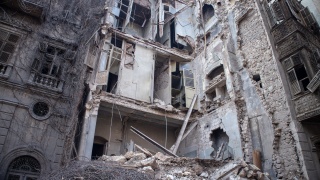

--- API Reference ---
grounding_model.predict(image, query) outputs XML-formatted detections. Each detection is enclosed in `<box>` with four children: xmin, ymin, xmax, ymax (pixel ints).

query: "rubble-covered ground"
<box><xmin>43</xmin><ymin>151</ymin><xmax>271</xmax><ymax>180</ymax></box>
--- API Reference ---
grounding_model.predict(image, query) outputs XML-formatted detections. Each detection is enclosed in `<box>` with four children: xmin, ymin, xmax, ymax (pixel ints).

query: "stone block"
<box><xmin>1</xmin><ymin>104</ymin><xmax>15</xmax><ymax>114</ymax></box>
<box><xmin>305</xmin><ymin>160</ymin><xmax>316</xmax><ymax>171</ymax></box>
<box><xmin>100</xmin><ymin>155</ymin><xmax>127</xmax><ymax>164</ymax></box>
<box><xmin>0</xmin><ymin>135</ymin><xmax>6</xmax><ymax>144</ymax></box>
<box><xmin>0</xmin><ymin>120</ymin><xmax>10</xmax><ymax>128</ymax></box>
<box><xmin>0</xmin><ymin>128</ymin><xmax>8</xmax><ymax>136</ymax></box>
<box><xmin>54</xmin><ymin>154</ymin><xmax>62</xmax><ymax>163</ymax></box>
<box><xmin>0</xmin><ymin>113</ymin><xmax>13</xmax><ymax>121</ymax></box>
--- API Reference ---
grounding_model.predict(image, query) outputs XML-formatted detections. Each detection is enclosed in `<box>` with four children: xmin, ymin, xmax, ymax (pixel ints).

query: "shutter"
<box><xmin>291</xmin><ymin>53</ymin><xmax>301</xmax><ymax>66</ymax></box>
<box><xmin>7</xmin><ymin>34</ymin><xmax>19</xmax><ymax>43</ymax></box>
<box><xmin>283</xmin><ymin>53</ymin><xmax>301</xmax><ymax>70</ymax></box>
<box><xmin>288</xmin><ymin>69</ymin><xmax>302</xmax><ymax>95</ymax></box>
<box><xmin>300</xmin><ymin>7</ymin><xmax>318</xmax><ymax>28</ymax></box>
<box><xmin>307</xmin><ymin>70</ymin><xmax>320</xmax><ymax>92</ymax></box>
<box><xmin>283</xmin><ymin>58</ymin><xmax>293</xmax><ymax>70</ymax></box>
<box><xmin>271</xmin><ymin>2</ymin><xmax>285</xmax><ymax>21</ymax></box>
<box><xmin>263</xmin><ymin>0</ymin><xmax>276</xmax><ymax>27</ymax></box>
<box><xmin>286</xmin><ymin>0</ymin><xmax>302</xmax><ymax>22</ymax></box>
<box><xmin>183</xmin><ymin>68</ymin><xmax>194</xmax><ymax>87</ymax></box>
<box><xmin>313</xmin><ymin>49</ymin><xmax>320</xmax><ymax>64</ymax></box>
<box><xmin>0</xmin><ymin>30</ymin><xmax>8</xmax><ymax>40</ymax></box>
<box><xmin>0</xmin><ymin>52</ymin><xmax>10</xmax><ymax>62</ymax></box>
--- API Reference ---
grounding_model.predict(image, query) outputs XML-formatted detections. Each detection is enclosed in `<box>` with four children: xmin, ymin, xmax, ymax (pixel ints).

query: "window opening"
<box><xmin>283</xmin><ymin>52</ymin><xmax>310</xmax><ymax>95</ymax></box>
<box><xmin>0</xmin><ymin>29</ymin><xmax>20</xmax><ymax>63</ymax></box>
<box><xmin>207</xmin><ymin>65</ymin><xmax>224</xmax><ymax>80</ymax></box>
<box><xmin>6</xmin><ymin>156</ymin><xmax>41</xmax><ymax>180</ymax></box>
<box><xmin>33</xmin><ymin>102</ymin><xmax>49</xmax><ymax>117</ymax></box>
<box><xmin>202</xmin><ymin>4</ymin><xmax>214</xmax><ymax>23</ymax></box>
<box><xmin>130</xmin><ymin>3</ymin><xmax>151</xmax><ymax>27</ymax></box>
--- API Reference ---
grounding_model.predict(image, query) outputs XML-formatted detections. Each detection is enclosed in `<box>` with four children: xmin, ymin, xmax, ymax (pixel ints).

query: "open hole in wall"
<box><xmin>103</xmin><ymin>35</ymin><xmax>124</xmax><ymax>93</ymax></box>
<box><xmin>91</xmin><ymin>136</ymin><xmax>108</xmax><ymax>160</ymax></box>
<box><xmin>202</xmin><ymin>4</ymin><xmax>214</xmax><ymax>23</ymax></box>
<box><xmin>253</xmin><ymin>74</ymin><xmax>262</xmax><ymax>88</ymax></box>
<box><xmin>154</xmin><ymin>56</ymin><xmax>170</xmax><ymax>104</ymax></box>
<box><xmin>130</xmin><ymin>3</ymin><xmax>151</xmax><ymax>27</ymax></box>
<box><xmin>210</xmin><ymin>128</ymin><xmax>230</xmax><ymax>159</ymax></box>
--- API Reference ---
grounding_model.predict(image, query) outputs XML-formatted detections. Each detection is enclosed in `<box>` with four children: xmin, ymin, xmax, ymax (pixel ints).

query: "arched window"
<box><xmin>6</xmin><ymin>156</ymin><xmax>41</xmax><ymax>180</ymax></box>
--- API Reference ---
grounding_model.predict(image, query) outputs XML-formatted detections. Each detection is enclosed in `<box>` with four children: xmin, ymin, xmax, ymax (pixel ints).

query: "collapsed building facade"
<box><xmin>0</xmin><ymin>0</ymin><xmax>320</xmax><ymax>179</ymax></box>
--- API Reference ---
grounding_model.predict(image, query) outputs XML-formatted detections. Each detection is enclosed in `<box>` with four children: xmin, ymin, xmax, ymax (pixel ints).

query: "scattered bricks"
<box><xmin>247</xmin><ymin>170</ymin><xmax>254</xmax><ymax>178</ymax></box>
<box><xmin>140</xmin><ymin>157</ymin><xmax>158</xmax><ymax>169</ymax></box>
<box><xmin>238</xmin><ymin>168</ymin><xmax>247</xmax><ymax>178</ymax></box>
<box><xmin>182</xmin><ymin>171</ymin><xmax>192</xmax><ymax>176</ymax></box>
<box><xmin>191</xmin><ymin>164</ymin><xmax>203</xmax><ymax>175</ymax></box>
<box><xmin>248</xmin><ymin>164</ymin><xmax>260</xmax><ymax>171</ymax></box>
<box><xmin>130</xmin><ymin>152</ymin><xmax>147</xmax><ymax>161</ymax></box>
<box><xmin>99</xmin><ymin>155</ymin><xmax>127</xmax><ymax>164</ymax></box>
<box><xmin>124</xmin><ymin>151</ymin><xmax>135</xmax><ymax>159</ymax></box>
<box><xmin>200</xmin><ymin>171</ymin><xmax>209</xmax><ymax>178</ymax></box>
<box><xmin>154</xmin><ymin>152</ymin><xmax>172</xmax><ymax>161</ymax></box>
<box><xmin>141</xmin><ymin>166</ymin><xmax>154</xmax><ymax>173</ymax></box>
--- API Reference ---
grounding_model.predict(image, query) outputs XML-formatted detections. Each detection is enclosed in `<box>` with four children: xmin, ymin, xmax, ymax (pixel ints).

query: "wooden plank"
<box><xmin>172</xmin><ymin>94</ymin><xmax>197</xmax><ymax>154</ymax></box>
<box><xmin>130</xmin><ymin>126</ymin><xmax>178</xmax><ymax>157</ymax></box>
<box><xmin>253</xmin><ymin>150</ymin><xmax>262</xmax><ymax>169</ymax></box>
<box><xmin>181</xmin><ymin>121</ymin><xmax>198</xmax><ymax>141</ymax></box>
<box><xmin>135</xmin><ymin>144</ymin><xmax>153</xmax><ymax>157</ymax></box>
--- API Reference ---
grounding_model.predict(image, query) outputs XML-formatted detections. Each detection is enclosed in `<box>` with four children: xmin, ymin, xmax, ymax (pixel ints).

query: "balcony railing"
<box><xmin>0</xmin><ymin>63</ymin><xmax>13</xmax><ymax>79</ymax></box>
<box><xmin>28</xmin><ymin>71</ymin><xmax>64</xmax><ymax>92</ymax></box>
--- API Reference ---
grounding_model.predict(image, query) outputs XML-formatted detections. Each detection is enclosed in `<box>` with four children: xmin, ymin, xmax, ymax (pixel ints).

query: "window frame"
<box><xmin>283</xmin><ymin>52</ymin><xmax>311</xmax><ymax>96</ymax></box>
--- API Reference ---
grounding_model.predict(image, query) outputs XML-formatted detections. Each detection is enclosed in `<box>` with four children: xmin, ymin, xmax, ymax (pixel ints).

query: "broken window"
<box><xmin>103</xmin><ymin>36</ymin><xmax>125</xmax><ymax>93</ymax></box>
<box><xmin>283</xmin><ymin>52</ymin><xmax>310</xmax><ymax>95</ymax></box>
<box><xmin>33</xmin><ymin>43</ymin><xmax>65</xmax><ymax>77</ymax></box>
<box><xmin>171</xmin><ymin>62</ymin><xmax>196</xmax><ymax>109</ymax></box>
<box><xmin>130</xmin><ymin>2</ymin><xmax>151</xmax><ymax>27</ymax></box>
<box><xmin>0</xmin><ymin>29</ymin><xmax>20</xmax><ymax>63</ymax></box>
<box><xmin>29</xmin><ymin>42</ymin><xmax>75</xmax><ymax>91</ymax></box>
<box><xmin>202</xmin><ymin>4</ymin><xmax>214</xmax><ymax>23</ymax></box>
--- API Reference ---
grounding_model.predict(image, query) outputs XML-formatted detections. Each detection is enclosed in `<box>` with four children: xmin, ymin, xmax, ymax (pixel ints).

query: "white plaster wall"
<box><xmin>118</xmin><ymin>44</ymin><xmax>154</xmax><ymax>102</ymax></box>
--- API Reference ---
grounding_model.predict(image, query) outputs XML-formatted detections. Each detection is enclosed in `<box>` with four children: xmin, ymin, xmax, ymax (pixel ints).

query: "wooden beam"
<box><xmin>172</xmin><ymin>94</ymin><xmax>197</xmax><ymax>154</ymax></box>
<box><xmin>130</xmin><ymin>126</ymin><xmax>178</xmax><ymax>157</ymax></box>
<box><xmin>181</xmin><ymin>121</ymin><xmax>198</xmax><ymax>141</ymax></box>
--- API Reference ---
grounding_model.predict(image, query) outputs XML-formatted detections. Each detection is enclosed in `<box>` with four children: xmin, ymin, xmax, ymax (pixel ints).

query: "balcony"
<box><xmin>0</xmin><ymin>63</ymin><xmax>13</xmax><ymax>79</ymax></box>
<box><xmin>28</xmin><ymin>72</ymin><xmax>64</xmax><ymax>92</ymax></box>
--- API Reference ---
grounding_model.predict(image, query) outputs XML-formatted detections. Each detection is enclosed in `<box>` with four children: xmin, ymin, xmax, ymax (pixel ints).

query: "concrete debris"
<box><xmin>97</xmin><ymin>152</ymin><xmax>270</xmax><ymax>180</ymax></box>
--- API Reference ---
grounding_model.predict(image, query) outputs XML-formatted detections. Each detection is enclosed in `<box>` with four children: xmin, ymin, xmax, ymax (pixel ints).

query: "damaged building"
<box><xmin>0</xmin><ymin>0</ymin><xmax>320</xmax><ymax>179</ymax></box>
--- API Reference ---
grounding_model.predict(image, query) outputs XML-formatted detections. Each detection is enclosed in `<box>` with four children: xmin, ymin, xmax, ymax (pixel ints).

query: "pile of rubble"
<box><xmin>44</xmin><ymin>150</ymin><xmax>271</xmax><ymax>180</ymax></box>
<box><xmin>98</xmin><ymin>151</ymin><xmax>271</xmax><ymax>180</ymax></box>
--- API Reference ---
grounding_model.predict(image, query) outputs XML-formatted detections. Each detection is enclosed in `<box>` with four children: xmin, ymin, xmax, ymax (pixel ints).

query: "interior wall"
<box><xmin>95</xmin><ymin>112</ymin><xmax>123</xmax><ymax>156</ymax></box>
<box><xmin>154</xmin><ymin>58</ymin><xmax>171</xmax><ymax>104</ymax></box>
<box><xmin>118</xmin><ymin>44</ymin><xmax>154</xmax><ymax>102</ymax></box>
<box><xmin>95</xmin><ymin>110</ymin><xmax>177</xmax><ymax>155</ymax></box>
<box><xmin>126</xmin><ymin>120</ymin><xmax>176</xmax><ymax>154</ymax></box>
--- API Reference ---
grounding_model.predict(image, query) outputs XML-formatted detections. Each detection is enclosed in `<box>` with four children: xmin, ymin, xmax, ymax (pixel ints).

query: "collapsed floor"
<box><xmin>45</xmin><ymin>151</ymin><xmax>271</xmax><ymax>180</ymax></box>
